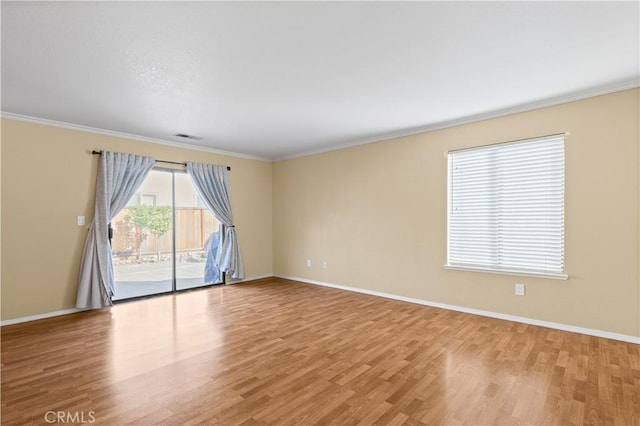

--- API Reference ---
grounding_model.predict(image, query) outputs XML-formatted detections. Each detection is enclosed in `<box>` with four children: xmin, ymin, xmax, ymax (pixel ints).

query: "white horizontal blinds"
<box><xmin>448</xmin><ymin>135</ymin><xmax>565</xmax><ymax>276</ymax></box>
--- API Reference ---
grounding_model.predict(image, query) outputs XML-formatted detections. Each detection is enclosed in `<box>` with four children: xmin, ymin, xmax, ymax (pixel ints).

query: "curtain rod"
<box><xmin>91</xmin><ymin>150</ymin><xmax>231</xmax><ymax>171</ymax></box>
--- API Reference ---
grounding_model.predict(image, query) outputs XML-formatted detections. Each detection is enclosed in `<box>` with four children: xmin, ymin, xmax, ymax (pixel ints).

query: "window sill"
<box><xmin>444</xmin><ymin>264</ymin><xmax>568</xmax><ymax>280</ymax></box>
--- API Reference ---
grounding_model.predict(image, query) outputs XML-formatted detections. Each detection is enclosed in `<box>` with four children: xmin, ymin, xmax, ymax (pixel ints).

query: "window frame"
<box><xmin>445</xmin><ymin>134</ymin><xmax>568</xmax><ymax>280</ymax></box>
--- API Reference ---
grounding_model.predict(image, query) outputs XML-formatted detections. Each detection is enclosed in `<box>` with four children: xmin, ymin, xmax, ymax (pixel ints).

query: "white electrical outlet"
<box><xmin>306</xmin><ymin>259</ymin><xmax>312</xmax><ymax>267</ymax></box>
<box><xmin>515</xmin><ymin>283</ymin><xmax>525</xmax><ymax>296</ymax></box>
<box><xmin>322</xmin><ymin>261</ymin><xmax>328</xmax><ymax>269</ymax></box>
<box><xmin>77</xmin><ymin>216</ymin><xmax>85</xmax><ymax>226</ymax></box>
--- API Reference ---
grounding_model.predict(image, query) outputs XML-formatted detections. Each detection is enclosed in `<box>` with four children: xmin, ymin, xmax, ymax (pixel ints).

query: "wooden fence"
<box><xmin>111</xmin><ymin>207</ymin><xmax>219</xmax><ymax>258</ymax></box>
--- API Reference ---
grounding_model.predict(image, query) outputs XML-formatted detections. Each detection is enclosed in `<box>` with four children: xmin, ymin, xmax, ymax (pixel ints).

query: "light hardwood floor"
<box><xmin>2</xmin><ymin>278</ymin><xmax>639</xmax><ymax>425</ymax></box>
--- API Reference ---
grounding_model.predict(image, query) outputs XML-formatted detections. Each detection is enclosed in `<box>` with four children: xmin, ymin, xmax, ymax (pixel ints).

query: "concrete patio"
<box><xmin>113</xmin><ymin>261</ymin><xmax>222</xmax><ymax>300</ymax></box>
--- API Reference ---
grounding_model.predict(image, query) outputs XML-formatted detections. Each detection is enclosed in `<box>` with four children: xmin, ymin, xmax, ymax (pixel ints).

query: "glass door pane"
<box><xmin>112</xmin><ymin>170</ymin><xmax>174</xmax><ymax>300</ymax></box>
<box><xmin>175</xmin><ymin>173</ymin><xmax>222</xmax><ymax>290</ymax></box>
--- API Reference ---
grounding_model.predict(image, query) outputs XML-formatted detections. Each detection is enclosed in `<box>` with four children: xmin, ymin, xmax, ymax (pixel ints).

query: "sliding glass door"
<box><xmin>111</xmin><ymin>169</ymin><xmax>222</xmax><ymax>301</ymax></box>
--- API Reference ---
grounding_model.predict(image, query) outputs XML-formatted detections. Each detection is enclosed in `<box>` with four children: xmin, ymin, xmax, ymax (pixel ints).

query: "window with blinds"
<box><xmin>446</xmin><ymin>134</ymin><xmax>566</xmax><ymax>279</ymax></box>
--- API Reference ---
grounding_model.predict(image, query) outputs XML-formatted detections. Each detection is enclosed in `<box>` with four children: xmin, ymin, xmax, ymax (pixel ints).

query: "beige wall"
<box><xmin>273</xmin><ymin>88</ymin><xmax>640</xmax><ymax>337</ymax></box>
<box><xmin>1</xmin><ymin>119</ymin><xmax>273</xmax><ymax>320</ymax></box>
<box><xmin>2</xmin><ymin>89</ymin><xmax>639</xmax><ymax>337</ymax></box>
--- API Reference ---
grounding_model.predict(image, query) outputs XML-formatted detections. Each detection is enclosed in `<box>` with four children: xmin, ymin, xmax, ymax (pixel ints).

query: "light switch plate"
<box><xmin>77</xmin><ymin>216</ymin><xmax>85</xmax><ymax>226</ymax></box>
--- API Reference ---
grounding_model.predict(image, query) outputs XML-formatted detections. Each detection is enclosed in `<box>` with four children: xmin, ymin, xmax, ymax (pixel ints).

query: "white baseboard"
<box><xmin>0</xmin><ymin>274</ymin><xmax>274</xmax><ymax>326</ymax></box>
<box><xmin>276</xmin><ymin>275</ymin><xmax>640</xmax><ymax>345</ymax></box>
<box><xmin>5</xmin><ymin>275</ymin><xmax>639</xmax><ymax>345</ymax></box>
<box><xmin>1</xmin><ymin>307</ymin><xmax>90</xmax><ymax>326</ymax></box>
<box><xmin>227</xmin><ymin>274</ymin><xmax>273</xmax><ymax>284</ymax></box>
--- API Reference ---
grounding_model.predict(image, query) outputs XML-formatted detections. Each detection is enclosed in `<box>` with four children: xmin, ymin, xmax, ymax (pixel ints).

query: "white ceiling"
<box><xmin>2</xmin><ymin>1</ymin><xmax>639</xmax><ymax>161</ymax></box>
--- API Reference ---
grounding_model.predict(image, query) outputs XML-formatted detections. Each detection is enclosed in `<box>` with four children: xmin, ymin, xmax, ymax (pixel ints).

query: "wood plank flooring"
<box><xmin>2</xmin><ymin>278</ymin><xmax>639</xmax><ymax>425</ymax></box>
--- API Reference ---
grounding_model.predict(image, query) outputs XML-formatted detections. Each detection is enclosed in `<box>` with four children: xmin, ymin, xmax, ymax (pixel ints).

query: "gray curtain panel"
<box><xmin>76</xmin><ymin>152</ymin><xmax>155</xmax><ymax>308</ymax></box>
<box><xmin>186</xmin><ymin>162</ymin><xmax>245</xmax><ymax>279</ymax></box>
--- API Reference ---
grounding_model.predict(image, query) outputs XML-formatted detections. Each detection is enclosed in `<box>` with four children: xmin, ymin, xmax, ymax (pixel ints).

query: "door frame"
<box><xmin>112</xmin><ymin>167</ymin><xmax>225</xmax><ymax>303</ymax></box>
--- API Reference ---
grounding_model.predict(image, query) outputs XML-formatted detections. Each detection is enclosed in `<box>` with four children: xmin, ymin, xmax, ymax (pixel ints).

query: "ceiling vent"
<box><xmin>174</xmin><ymin>133</ymin><xmax>202</xmax><ymax>140</ymax></box>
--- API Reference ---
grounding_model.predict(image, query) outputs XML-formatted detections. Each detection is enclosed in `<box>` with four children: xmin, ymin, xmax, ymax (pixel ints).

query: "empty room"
<box><xmin>1</xmin><ymin>1</ymin><xmax>639</xmax><ymax>425</ymax></box>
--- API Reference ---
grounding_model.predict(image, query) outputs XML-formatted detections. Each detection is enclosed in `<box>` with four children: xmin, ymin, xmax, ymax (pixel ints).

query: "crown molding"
<box><xmin>3</xmin><ymin>79</ymin><xmax>638</xmax><ymax>163</ymax></box>
<box><xmin>0</xmin><ymin>112</ymin><xmax>272</xmax><ymax>163</ymax></box>
<box><xmin>274</xmin><ymin>78</ymin><xmax>640</xmax><ymax>162</ymax></box>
